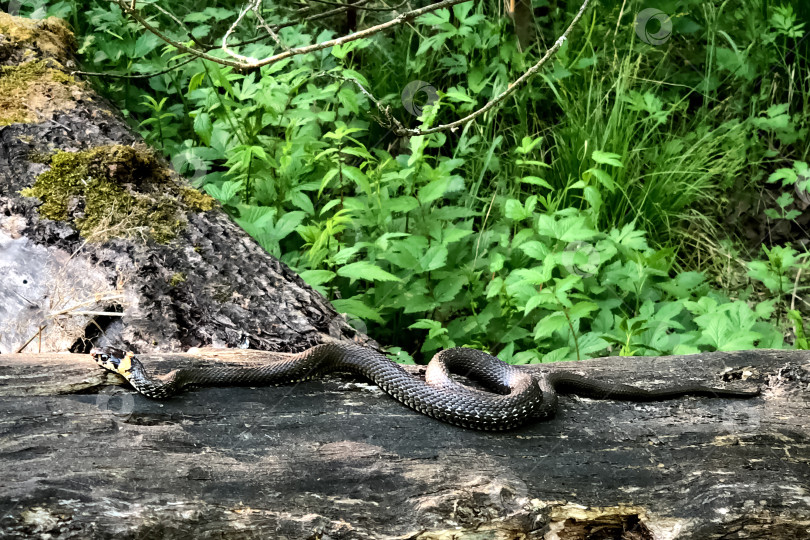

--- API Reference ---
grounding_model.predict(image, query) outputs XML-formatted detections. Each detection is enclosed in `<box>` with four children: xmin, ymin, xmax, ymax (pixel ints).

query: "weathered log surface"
<box><xmin>0</xmin><ymin>13</ymin><xmax>366</xmax><ymax>355</ymax></box>
<box><xmin>1</xmin><ymin>348</ymin><xmax>808</xmax><ymax>539</ymax></box>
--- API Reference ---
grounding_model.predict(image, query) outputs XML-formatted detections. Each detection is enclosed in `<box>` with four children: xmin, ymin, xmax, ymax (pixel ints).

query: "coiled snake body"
<box><xmin>91</xmin><ymin>343</ymin><xmax>760</xmax><ymax>430</ymax></box>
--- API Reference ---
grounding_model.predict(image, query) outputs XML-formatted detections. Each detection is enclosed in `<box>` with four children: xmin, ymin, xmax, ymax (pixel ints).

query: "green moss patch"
<box><xmin>0</xmin><ymin>13</ymin><xmax>74</xmax><ymax>54</ymax></box>
<box><xmin>21</xmin><ymin>145</ymin><xmax>217</xmax><ymax>243</ymax></box>
<box><xmin>0</xmin><ymin>59</ymin><xmax>80</xmax><ymax>126</ymax></box>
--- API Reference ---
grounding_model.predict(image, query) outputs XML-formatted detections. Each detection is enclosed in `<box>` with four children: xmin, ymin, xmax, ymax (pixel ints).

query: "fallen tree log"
<box><xmin>0</xmin><ymin>13</ymin><xmax>366</xmax><ymax>355</ymax></box>
<box><xmin>1</xmin><ymin>348</ymin><xmax>808</xmax><ymax>539</ymax></box>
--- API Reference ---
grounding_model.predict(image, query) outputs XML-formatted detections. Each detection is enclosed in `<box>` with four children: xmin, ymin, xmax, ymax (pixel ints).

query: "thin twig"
<box><xmin>115</xmin><ymin>0</ymin><xmax>472</xmax><ymax>69</ymax></box>
<box><xmin>396</xmin><ymin>0</ymin><xmax>591</xmax><ymax>136</ymax></box>
<box><xmin>15</xmin><ymin>325</ymin><xmax>46</xmax><ymax>353</ymax></box>
<box><xmin>71</xmin><ymin>55</ymin><xmax>197</xmax><ymax>79</ymax></box>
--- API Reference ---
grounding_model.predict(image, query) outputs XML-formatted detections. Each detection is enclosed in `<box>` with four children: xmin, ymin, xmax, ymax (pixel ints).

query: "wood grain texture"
<box><xmin>1</xmin><ymin>349</ymin><xmax>808</xmax><ymax>539</ymax></box>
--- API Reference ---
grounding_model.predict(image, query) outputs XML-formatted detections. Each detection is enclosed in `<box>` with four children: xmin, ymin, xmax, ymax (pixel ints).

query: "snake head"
<box><xmin>90</xmin><ymin>347</ymin><xmax>135</xmax><ymax>378</ymax></box>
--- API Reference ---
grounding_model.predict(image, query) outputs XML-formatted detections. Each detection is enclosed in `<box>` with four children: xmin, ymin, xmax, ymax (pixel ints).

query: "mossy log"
<box><xmin>0</xmin><ymin>13</ymin><xmax>366</xmax><ymax>354</ymax></box>
<box><xmin>0</xmin><ymin>348</ymin><xmax>809</xmax><ymax>539</ymax></box>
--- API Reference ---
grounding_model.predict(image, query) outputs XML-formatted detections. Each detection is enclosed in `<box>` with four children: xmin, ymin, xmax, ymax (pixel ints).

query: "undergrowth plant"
<box><xmin>15</xmin><ymin>0</ymin><xmax>810</xmax><ymax>359</ymax></box>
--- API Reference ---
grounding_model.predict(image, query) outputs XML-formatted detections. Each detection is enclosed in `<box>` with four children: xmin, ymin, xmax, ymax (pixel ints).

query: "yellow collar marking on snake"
<box><xmin>117</xmin><ymin>351</ymin><xmax>134</xmax><ymax>378</ymax></box>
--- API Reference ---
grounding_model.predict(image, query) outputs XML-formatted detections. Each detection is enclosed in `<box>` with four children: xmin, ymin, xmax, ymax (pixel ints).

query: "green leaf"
<box><xmin>420</xmin><ymin>244</ymin><xmax>448</xmax><ymax>272</ymax></box>
<box><xmin>583</xmin><ymin>167</ymin><xmax>615</xmax><ymax>191</ymax></box>
<box><xmin>767</xmin><ymin>167</ymin><xmax>798</xmax><ymax>185</ymax></box>
<box><xmin>518</xmin><ymin>240</ymin><xmax>549</xmax><ymax>260</ymax></box>
<box><xmin>520</xmin><ymin>176</ymin><xmax>552</xmax><ymax>189</ymax></box>
<box><xmin>591</xmin><ymin>150</ymin><xmax>624</xmax><ymax>167</ymax></box>
<box><xmin>342</xmin><ymin>166</ymin><xmax>371</xmax><ymax>196</ymax></box>
<box><xmin>133</xmin><ymin>33</ymin><xmax>160</xmax><ymax>58</ymax></box>
<box><xmin>338</xmin><ymin>262</ymin><xmax>401</xmax><ymax>283</ymax></box>
<box><xmin>504</xmin><ymin>199</ymin><xmax>529</xmax><ymax>221</ymax></box>
<box><xmin>533</xmin><ymin>312</ymin><xmax>568</xmax><ymax>340</ymax></box>
<box><xmin>434</xmin><ymin>275</ymin><xmax>466</xmax><ymax>302</ymax></box>
<box><xmin>568</xmin><ymin>301</ymin><xmax>598</xmax><ymax>319</ymax></box>
<box><xmin>299</xmin><ymin>269</ymin><xmax>336</xmax><ymax>287</ymax></box>
<box><xmin>442</xmin><ymin>228</ymin><xmax>473</xmax><ymax>245</ymax></box>
<box><xmin>386</xmin><ymin>196</ymin><xmax>419</xmax><ymax>213</ymax></box>
<box><xmin>418</xmin><ymin>177</ymin><xmax>451</xmax><ymax>204</ymax></box>
<box><xmin>332</xmin><ymin>298</ymin><xmax>384</xmax><ymax>324</ymax></box>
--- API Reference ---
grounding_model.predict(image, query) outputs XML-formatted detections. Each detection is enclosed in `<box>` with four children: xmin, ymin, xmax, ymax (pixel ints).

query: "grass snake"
<box><xmin>90</xmin><ymin>343</ymin><xmax>760</xmax><ymax>430</ymax></box>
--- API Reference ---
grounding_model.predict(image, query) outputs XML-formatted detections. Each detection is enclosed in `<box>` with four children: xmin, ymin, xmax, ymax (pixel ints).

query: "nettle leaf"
<box><xmin>403</xmin><ymin>294</ymin><xmax>440</xmax><ymax>314</ymax></box>
<box><xmin>504</xmin><ymin>199</ymin><xmax>530</xmax><ymax>221</ymax></box>
<box><xmin>536</xmin><ymin>215</ymin><xmax>598</xmax><ymax>242</ymax></box>
<box><xmin>338</xmin><ymin>261</ymin><xmax>401</xmax><ymax>283</ymax></box>
<box><xmin>192</xmin><ymin>112</ymin><xmax>213</xmax><ymax>145</ymax></box>
<box><xmin>583</xmin><ymin>167</ymin><xmax>615</xmax><ymax>192</ymax></box>
<box><xmin>298</xmin><ymin>269</ymin><xmax>335</xmax><ymax>296</ymax></box>
<box><xmin>385</xmin><ymin>196</ymin><xmax>420</xmax><ymax>213</ymax></box>
<box><xmin>533</xmin><ymin>312</ymin><xmax>569</xmax><ymax>340</ymax></box>
<box><xmin>486</xmin><ymin>276</ymin><xmax>504</xmax><ymax>299</ymax></box>
<box><xmin>608</xmin><ymin>222</ymin><xmax>648</xmax><ymax>250</ymax></box>
<box><xmin>299</xmin><ymin>269</ymin><xmax>336</xmax><ymax>287</ymax></box>
<box><xmin>288</xmin><ymin>190</ymin><xmax>314</xmax><ymax>214</ymax></box>
<box><xmin>420</xmin><ymin>244</ymin><xmax>448</xmax><ymax>272</ymax></box>
<box><xmin>591</xmin><ymin>150</ymin><xmax>624</xmax><ymax>167</ymax></box>
<box><xmin>417</xmin><ymin>8</ymin><xmax>451</xmax><ymax>26</ymax></box>
<box><xmin>518</xmin><ymin>240</ymin><xmax>550</xmax><ymax>260</ymax></box>
<box><xmin>418</xmin><ymin>176</ymin><xmax>451</xmax><ymax>204</ymax></box>
<box><xmin>434</xmin><ymin>275</ymin><xmax>467</xmax><ymax>302</ymax></box>
<box><xmin>660</xmin><ymin>271</ymin><xmax>706</xmax><ymax>298</ymax></box>
<box><xmin>489</xmin><ymin>252</ymin><xmax>506</xmax><ymax>272</ymax></box>
<box><xmin>204</xmin><ymin>179</ymin><xmax>243</xmax><ymax>202</ymax></box>
<box><xmin>442</xmin><ymin>228</ymin><xmax>473</xmax><ymax>245</ymax></box>
<box><xmin>410</xmin><ymin>319</ymin><xmax>448</xmax><ymax>340</ymax></box>
<box><xmin>374</xmin><ymin>232</ymin><xmax>410</xmax><ymax>252</ymax></box>
<box><xmin>342</xmin><ymin>166</ymin><xmax>371</xmax><ymax>196</ymax></box>
<box><xmin>133</xmin><ymin>33</ymin><xmax>160</xmax><ymax>58</ymax></box>
<box><xmin>568</xmin><ymin>301</ymin><xmax>598</xmax><ymax>320</ymax></box>
<box><xmin>575</xmin><ymin>332</ymin><xmax>609</xmax><ymax>355</ymax></box>
<box><xmin>541</xmin><ymin>347</ymin><xmax>571</xmax><ymax>363</ymax></box>
<box><xmin>331</xmin><ymin>298</ymin><xmax>384</xmax><ymax>324</ymax></box>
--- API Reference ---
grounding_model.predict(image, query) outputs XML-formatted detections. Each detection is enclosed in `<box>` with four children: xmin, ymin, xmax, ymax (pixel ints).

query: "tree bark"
<box><xmin>0</xmin><ymin>13</ymin><xmax>367</xmax><ymax>355</ymax></box>
<box><xmin>1</xmin><ymin>348</ymin><xmax>808</xmax><ymax>539</ymax></box>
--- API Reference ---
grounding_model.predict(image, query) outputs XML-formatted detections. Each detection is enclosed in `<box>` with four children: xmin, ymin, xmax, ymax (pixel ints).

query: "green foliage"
<box><xmin>18</xmin><ymin>0</ymin><xmax>810</xmax><ymax>361</ymax></box>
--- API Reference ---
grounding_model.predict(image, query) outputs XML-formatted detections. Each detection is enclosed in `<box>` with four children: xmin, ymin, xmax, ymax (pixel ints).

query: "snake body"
<box><xmin>90</xmin><ymin>343</ymin><xmax>760</xmax><ymax>430</ymax></box>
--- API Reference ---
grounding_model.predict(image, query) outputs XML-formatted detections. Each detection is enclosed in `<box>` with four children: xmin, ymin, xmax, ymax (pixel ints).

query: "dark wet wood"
<box><xmin>1</xmin><ymin>349</ymin><xmax>808</xmax><ymax>539</ymax></box>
